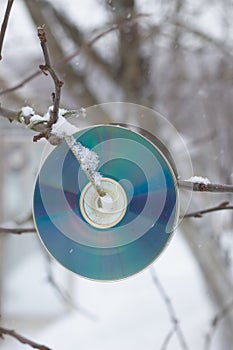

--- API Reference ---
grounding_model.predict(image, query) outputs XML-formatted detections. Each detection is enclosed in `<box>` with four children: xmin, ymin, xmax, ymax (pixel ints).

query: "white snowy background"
<box><xmin>0</xmin><ymin>1</ymin><xmax>233</xmax><ymax>350</ymax></box>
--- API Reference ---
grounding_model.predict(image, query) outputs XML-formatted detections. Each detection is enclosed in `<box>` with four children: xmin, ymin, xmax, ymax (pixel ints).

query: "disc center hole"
<box><xmin>80</xmin><ymin>178</ymin><xmax>127</xmax><ymax>229</ymax></box>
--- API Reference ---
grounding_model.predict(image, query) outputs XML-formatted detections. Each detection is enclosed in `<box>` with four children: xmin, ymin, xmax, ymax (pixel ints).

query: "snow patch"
<box><xmin>47</xmin><ymin>106</ymin><xmax>79</xmax><ymax>137</ymax></box>
<box><xmin>73</xmin><ymin>140</ymin><xmax>99</xmax><ymax>172</ymax></box>
<box><xmin>30</xmin><ymin>114</ymin><xmax>49</xmax><ymax>123</ymax></box>
<box><xmin>79</xmin><ymin>107</ymin><xmax>86</xmax><ymax>118</ymax></box>
<box><xmin>93</xmin><ymin>172</ymin><xmax>102</xmax><ymax>187</ymax></box>
<box><xmin>65</xmin><ymin>136</ymin><xmax>102</xmax><ymax>187</ymax></box>
<box><xmin>21</xmin><ymin>106</ymin><xmax>35</xmax><ymax>117</ymax></box>
<box><xmin>186</xmin><ymin>176</ymin><xmax>211</xmax><ymax>185</ymax></box>
<box><xmin>51</xmin><ymin>116</ymin><xmax>78</xmax><ymax>138</ymax></box>
<box><xmin>21</xmin><ymin>105</ymin><xmax>79</xmax><ymax>137</ymax></box>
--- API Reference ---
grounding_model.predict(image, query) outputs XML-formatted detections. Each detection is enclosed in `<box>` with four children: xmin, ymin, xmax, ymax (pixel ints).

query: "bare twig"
<box><xmin>37</xmin><ymin>26</ymin><xmax>63</xmax><ymax>126</ymax></box>
<box><xmin>150</xmin><ymin>269</ymin><xmax>190</xmax><ymax>350</ymax></box>
<box><xmin>0</xmin><ymin>0</ymin><xmax>14</xmax><ymax>60</ymax></box>
<box><xmin>169</xmin><ymin>18</ymin><xmax>232</xmax><ymax>57</ymax></box>
<box><xmin>0</xmin><ymin>327</ymin><xmax>51</xmax><ymax>350</ymax></box>
<box><xmin>45</xmin><ymin>256</ymin><xmax>97</xmax><ymax>320</ymax></box>
<box><xmin>0</xmin><ymin>105</ymin><xmax>18</xmax><ymax>122</ymax></box>
<box><xmin>0</xmin><ymin>70</ymin><xmax>41</xmax><ymax>96</ymax></box>
<box><xmin>204</xmin><ymin>299</ymin><xmax>233</xmax><ymax>350</ymax></box>
<box><xmin>178</xmin><ymin>180</ymin><xmax>233</xmax><ymax>193</ymax></box>
<box><xmin>61</xmin><ymin>13</ymin><xmax>150</xmax><ymax>64</ymax></box>
<box><xmin>0</xmin><ymin>227</ymin><xmax>36</xmax><ymax>234</ymax></box>
<box><xmin>47</xmin><ymin>0</ymin><xmax>114</xmax><ymax>79</ymax></box>
<box><xmin>184</xmin><ymin>201</ymin><xmax>233</xmax><ymax>218</ymax></box>
<box><xmin>0</xmin><ymin>14</ymin><xmax>148</xmax><ymax>96</ymax></box>
<box><xmin>161</xmin><ymin>327</ymin><xmax>176</xmax><ymax>350</ymax></box>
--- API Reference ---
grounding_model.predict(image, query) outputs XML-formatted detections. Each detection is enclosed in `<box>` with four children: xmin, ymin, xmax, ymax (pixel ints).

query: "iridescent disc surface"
<box><xmin>33</xmin><ymin>125</ymin><xmax>178</xmax><ymax>280</ymax></box>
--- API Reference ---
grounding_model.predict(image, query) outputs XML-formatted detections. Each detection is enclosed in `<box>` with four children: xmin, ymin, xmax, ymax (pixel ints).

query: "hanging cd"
<box><xmin>33</xmin><ymin>124</ymin><xmax>179</xmax><ymax>281</ymax></box>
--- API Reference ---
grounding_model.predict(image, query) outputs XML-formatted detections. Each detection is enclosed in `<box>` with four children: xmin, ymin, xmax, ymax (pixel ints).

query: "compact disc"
<box><xmin>33</xmin><ymin>125</ymin><xmax>179</xmax><ymax>280</ymax></box>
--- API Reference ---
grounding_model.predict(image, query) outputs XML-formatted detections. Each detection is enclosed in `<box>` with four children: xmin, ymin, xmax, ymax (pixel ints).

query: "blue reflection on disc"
<box><xmin>33</xmin><ymin>125</ymin><xmax>178</xmax><ymax>280</ymax></box>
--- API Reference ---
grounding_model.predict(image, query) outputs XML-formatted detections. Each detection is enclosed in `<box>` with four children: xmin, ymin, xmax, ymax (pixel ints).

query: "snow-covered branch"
<box><xmin>0</xmin><ymin>104</ymin><xmax>78</xmax><ymax>145</ymax></box>
<box><xmin>178</xmin><ymin>179</ymin><xmax>233</xmax><ymax>193</ymax></box>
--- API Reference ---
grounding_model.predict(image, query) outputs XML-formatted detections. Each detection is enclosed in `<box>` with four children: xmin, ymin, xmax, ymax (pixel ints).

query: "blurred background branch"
<box><xmin>151</xmin><ymin>269</ymin><xmax>189</xmax><ymax>350</ymax></box>
<box><xmin>0</xmin><ymin>0</ymin><xmax>14</xmax><ymax>60</ymax></box>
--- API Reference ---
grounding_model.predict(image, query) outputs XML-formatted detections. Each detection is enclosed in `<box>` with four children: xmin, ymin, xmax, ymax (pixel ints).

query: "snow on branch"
<box><xmin>178</xmin><ymin>179</ymin><xmax>233</xmax><ymax>193</ymax></box>
<box><xmin>186</xmin><ymin>176</ymin><xmax>210</xmax><ymax>185</ymax></box>
<box><xmin>65</xmin><ymin>135</ymin><xmax>104</xmax><ymax>196</ymax></box>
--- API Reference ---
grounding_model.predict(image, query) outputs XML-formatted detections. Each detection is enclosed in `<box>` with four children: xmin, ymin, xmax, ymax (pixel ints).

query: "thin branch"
<box><xmin>0</xmin><ymin>327</ymin><xmax>51</xmax><ymax>350</ymax></box>
<box><xmin>0</xmin><ymin>227</ymin><xmax>36</xmax><ymax>234</ymax></box>
<box><xmin>150</xmin><ymin>269</ymin><xmax>190</xmax><ymax>350</ymax></box>
<box><xmin>0</xmin><ymin>105</ymin><xmax>18</xmax><ymax>122</ymax></box>
<box><xmin>0</xmin><ymin>70</ymin><xmax>41</xmax><ymax>96</ymax></box>
<box><xmin>0</xmin><ymin>0</ymin><xmax>14</xmax><ymax>60</ymax></box>
<box><xmin>2</xmin><ymin>203</ymin><xmax>231</xmax><ymax>234</ymax></box>
<box><xmin>204</xmin><ymin>299</ymin><xmax>233</xmax><ymax>350</ymax></box>
<box><xmin>45</xmin><ymin>256</ymin><xmax>97</xmax><ymax>320</ymax></box>
<box><xmin>14</xmin><ymin>0</ymin><xmax>99</xmax><ymax>108</ymax></box>
<box><xmin>37</xmin><ymin>26</ymin><xmax>63</xmax><ymax>126</ymax></box>
<box><xmin>178</xmin><ymin>180</ymin><xmax>233</xmax><ymax>193</ymax></box>
<box><xmin>63</xmin><ymin>13</ymin><xmax>150</xmax><ymax>63</ymax></box>
<box><xmin>0</xmin><ymin>14</ymin><xmax>148</xmax><ymax>97</ymax></box>
<box><xmin>184</xmin><ymin>201</ymin><xmax>233</xmax><ymax>218</ymax></box>
<box><xmin>47</xmin><ymin>0</ymin><xmax>115</xmax><ymax>79</ymax></box>
<box><xmin>161</xmin><ymin>327</ymin><xmax>176</xmax><ymax>350</ymax></box>
<box><xmin>169</xmin><ymin>18</ymin><xmax>232</xmax><ymax>57</ymax></box>
<box><xmin>61</xmin><ymin>23</ymin><xmax>119</xmax><ymax>65</ymax></box>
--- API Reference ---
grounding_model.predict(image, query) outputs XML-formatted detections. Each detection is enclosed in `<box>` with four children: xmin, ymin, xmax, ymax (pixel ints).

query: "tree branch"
<box><xmin>150</xmin><ymin>269</ymin><xmax>190</xmax><ymax>350</ymax></box>
<box><xmin>204</xmin><ymin>299</ymin><xmax>233</xmax><ymax>350</ymax></box>
<box><xmin>178</xmin><ymin>180</ymin><xmax>233</xmax><ymax>193</ymax></box>
<box><xmin>0</xmin><ymin>105</ymin><xmax>63</xmax><ymax>145</ymax></box>
<box><xmin>169</xmin><ymin>18</ymin><xmax>232</xmax><ymax>57</ymax></box>
<box><xmin>45</xmin><ymin>256</ymin><xmax>97</xmax><ymax>320</ymax></box>
<box><xmin>161</xmin><ymin>327</ymin><xmax>176</xmax><ymax>350</ymax></box>
<box><xmin>184</xmin><ymin>201</ymin><xmax>233</xmax><ymax>218</ymax></box>
<box><xmin>0</xmin><ymin>104</ymin><xmax>18</xmax><ymax>122</ymax></box>
<box><xmin>0</xmin><ymin>0</ymin><xmax>14</xmax><ymax>60</ymax></box>
<box><xmin>0</xmin><ymin>227</ymin><xmax>36</xmax><ymax>234</ymax></box>
<box><xmin>0</xmin><ymin>13</ymin><xmax>148</xmax><ymax>97</ymax></box>
<box><xmin>37</xmin><ymin>26</ymin><xmax>63</xmax><ymax>126</ymax></box>
<box><xmin>46</xmin><ymin>0</ymin><xmax>115</xmax><ymax>79</ymax></box>
<box><xmin>0</xmin><ymin>70</ymin><xmax>41</xmax><ymax>96</ymax></box>
<box><xmin>0</xmin><ymin>327</ymin><xmax>51</xmax><ymax>350</ymax></box>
